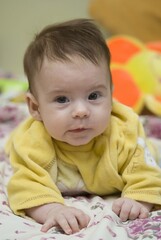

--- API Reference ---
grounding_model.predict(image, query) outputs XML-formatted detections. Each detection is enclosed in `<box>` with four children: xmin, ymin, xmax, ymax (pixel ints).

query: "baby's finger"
<box><xmin>64</xmin><ymin>215</ymin><xmax>80</xmax><ymax>233</ymax></box>
<box><xmin>128</xmin><ymin>205</ymin><xmax>140</xmax><ymax>220</ymax></box>
<box><xmin>139</xmin><ymin>207</ymin><xmax>149</xmax><ymax>219</ymax></box>
<box><xmin>57</xmin><ymin>215</ymin><xmax>74</xmax><ymax>235</ymax></box>
<box><xmin>119</xmin><ymin>202</ymin><xmax>132</xmax><ymax>221</ymax></box>
<box><xmin>41</xmin><ymin>218</ymin><xmax>56</xmax><ymax>232</ymax></box>
<box><xmin>112</xmin><ymin>198</ymin><xmax>123</xmax><ymax>216</ymax></box>
<box><xmin>76</xmin><ymin>212</ymin><xmax>90</xmax><ymax>229</ymax></box>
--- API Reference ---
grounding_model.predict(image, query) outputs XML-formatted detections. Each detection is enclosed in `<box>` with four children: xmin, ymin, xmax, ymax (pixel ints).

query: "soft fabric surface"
<box><xmin>1</xmin><ymin>101</ymin><xmax>161</xmax><ymax>239</ymax></box>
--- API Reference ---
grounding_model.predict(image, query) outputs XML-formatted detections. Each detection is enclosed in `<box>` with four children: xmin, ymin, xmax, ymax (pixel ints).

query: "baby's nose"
<box><xmin>72</xmin><ymin>103</ymin><xmax>90</xmax><ymax>118</ymax></box>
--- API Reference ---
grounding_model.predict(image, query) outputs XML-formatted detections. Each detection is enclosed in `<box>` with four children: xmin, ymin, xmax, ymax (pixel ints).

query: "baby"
<box><xmin>6</xmin><ymin>19</ymin><xmax>161</xmax><ymax>235</ymax></box>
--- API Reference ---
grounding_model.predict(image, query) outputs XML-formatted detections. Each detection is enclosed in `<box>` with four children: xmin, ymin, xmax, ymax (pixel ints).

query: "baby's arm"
<box><xmin>112</xmin><ymin>197</ymin><xmax>153</xmax><ymax>221</ymax></box>
<box><xmin>25</xmin><ymin>203</ymin><xmax>90</xmax><ymax>234</ymax></box>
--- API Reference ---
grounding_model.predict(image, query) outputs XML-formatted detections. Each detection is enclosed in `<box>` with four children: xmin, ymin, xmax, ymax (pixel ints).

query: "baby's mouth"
<box><xmin>69</xmin><ymin>128</ymin><xmax>87</xmax><ymax>133</ymax></box>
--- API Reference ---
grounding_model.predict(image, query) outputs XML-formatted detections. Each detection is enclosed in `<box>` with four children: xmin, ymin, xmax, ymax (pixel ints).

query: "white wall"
<box><xmin>0</xmin><ymin>0</ymin><xmax>90</xmax><ymax>77</ymax></box>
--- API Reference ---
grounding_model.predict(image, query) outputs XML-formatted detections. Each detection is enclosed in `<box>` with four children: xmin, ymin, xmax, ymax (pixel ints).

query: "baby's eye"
<box><xmin>55</xmin><ymin>96</ymin><xmax>69</xmax><ymax>103</ymax></box>
<box><xmin>88</xmin><ymin>91</ymin><xmax>101</xmax><ymax>100</ymax></box>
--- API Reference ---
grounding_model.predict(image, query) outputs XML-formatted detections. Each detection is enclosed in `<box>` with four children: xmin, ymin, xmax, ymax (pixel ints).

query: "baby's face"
<box><xmin>32</xmin><ymin>56</ymin><xmax>112</xmax><ymax>146</ymax></box>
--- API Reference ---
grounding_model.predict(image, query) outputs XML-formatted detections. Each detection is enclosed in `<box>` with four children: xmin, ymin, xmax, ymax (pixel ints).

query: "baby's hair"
<box><xmin>23</xmin><ymin>18</ymin><xmax>112</xmax><ymax>93</ymax></box>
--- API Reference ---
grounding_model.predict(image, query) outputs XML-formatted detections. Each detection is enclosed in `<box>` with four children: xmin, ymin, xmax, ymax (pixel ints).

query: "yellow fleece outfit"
<box><xmin>6</xmin><ymin>101</ymin><xmax>161</xmax><ymax>216</ymax></box>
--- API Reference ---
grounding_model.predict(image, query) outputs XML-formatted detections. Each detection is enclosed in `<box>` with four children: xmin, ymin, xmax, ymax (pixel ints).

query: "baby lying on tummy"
<box><xmin>6</xmin><ymin>18</ymin><xmax>161</xmax><ymax>235</ymax></box>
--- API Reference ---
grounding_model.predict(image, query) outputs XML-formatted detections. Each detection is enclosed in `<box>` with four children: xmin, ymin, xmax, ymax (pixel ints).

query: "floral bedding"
<box><xmin>1</xmin><ymin>100</ymin><xmax>161</xmax><ymax>240</ymax></box>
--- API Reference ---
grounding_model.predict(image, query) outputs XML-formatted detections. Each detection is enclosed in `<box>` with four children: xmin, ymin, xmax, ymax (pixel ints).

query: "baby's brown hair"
<box><xmin>23</xmin><ymin>18</ymin><xmax>112</xmax><ymax>93</ymax></box>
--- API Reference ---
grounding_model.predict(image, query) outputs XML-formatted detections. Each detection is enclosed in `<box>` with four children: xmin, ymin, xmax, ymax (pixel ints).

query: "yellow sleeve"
<box><xmin>6</xmin><ymin>118</ymin><xmax>64</xmax><ymax>216</ymax></box>
<box><xmin>120</xmin><ymin>118</ymin><xmax>161</xmax><ymax>206</ymax></box>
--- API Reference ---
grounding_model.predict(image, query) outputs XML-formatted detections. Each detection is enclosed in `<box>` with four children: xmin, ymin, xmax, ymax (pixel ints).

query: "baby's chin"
<box><xmin>66</xmin><ymin>140</ymin><xmax>91</xmax><ymax>146</ymax></box>
<box><xmin>64</xmin><ymin>131</ymin><xmax>104</xmax><ymax>146</ymax></box>
<box><xmin>64</xmin><ymin>137</ymin><xmax>94</xmax><ymax>146</ymax></box>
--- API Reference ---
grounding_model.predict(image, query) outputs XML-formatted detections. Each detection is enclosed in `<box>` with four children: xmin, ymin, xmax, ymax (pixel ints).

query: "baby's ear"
<box><xmin>26</xmin><ymin>92</ymin><xmax>42</xmax><ymax>121</ymax></box>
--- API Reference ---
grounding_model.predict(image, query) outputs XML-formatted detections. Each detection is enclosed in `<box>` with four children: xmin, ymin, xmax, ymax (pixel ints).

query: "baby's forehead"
<box><xmin>37</xmin><ymin>57</ymin><xmax>110</xmax><ymax>91</ymax></box>
<box><xmin>38</xmin><ymin>56</ymin><xmax>109</xmax><ymax>79</ymax></box>
<box><xmin>40</xmin><ymin>54</ymin><xmax>109</xmax><ymax>70</ymax></box>
<box><xmin>32</xmin><ymin>56</ymin><xmax>112</xmax><ymax>98</ymax></box>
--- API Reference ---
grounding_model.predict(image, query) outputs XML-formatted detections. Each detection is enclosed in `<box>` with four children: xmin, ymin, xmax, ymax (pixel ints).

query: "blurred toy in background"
<box><xmin>107</xmin><ymin>36</ymin><xmax>161</xmax><ymax>116</ymax></box>
<box><xmin>0</xmin><ymin>78</ymin><xmax>28</xmax><ymax>103</ymax></box>
<box><xmin>89</xmin><ymin>0</ymin><xmax>161</xmax><ymax>43</ymax></box>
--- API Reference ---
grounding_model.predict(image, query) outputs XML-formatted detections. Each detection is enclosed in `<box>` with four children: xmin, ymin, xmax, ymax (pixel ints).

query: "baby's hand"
<box><xmin>41</xmin><ymin>203</ymin><xmax>90</xmax><ymax>234</ymax></box>
<box><xmin>112</xmin><ymin>197</ymin><xmax>153</xmax><ymax>221</ymax></box>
